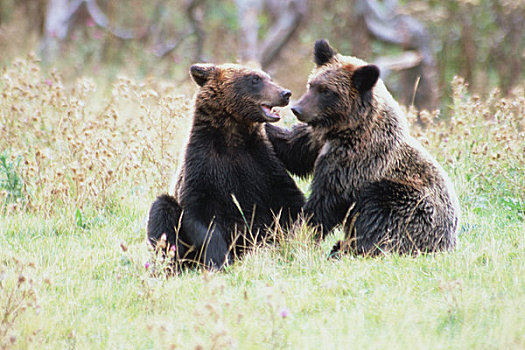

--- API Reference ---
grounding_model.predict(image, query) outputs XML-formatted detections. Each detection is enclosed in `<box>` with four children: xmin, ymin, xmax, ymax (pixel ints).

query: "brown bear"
<box><xmin>147</xmin><ymin>63</ymin><xmax>305</xmax><ymax>270</ymax></box>
<box><xmin>266</xmin><ymin>39</ymin><xmax>460</xmax><ymax>256</ymax></box>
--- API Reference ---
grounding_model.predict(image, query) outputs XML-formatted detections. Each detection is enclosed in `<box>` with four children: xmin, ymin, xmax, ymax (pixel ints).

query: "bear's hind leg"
<box><xmin>147</xmin><ymin>194</ymin><xmax>193</xmax><ymax>266</ymax></box>
<box><xmin>334</xmin><ymin>180</ymin><xmax>437</xmax><ymax>256</ymax></box>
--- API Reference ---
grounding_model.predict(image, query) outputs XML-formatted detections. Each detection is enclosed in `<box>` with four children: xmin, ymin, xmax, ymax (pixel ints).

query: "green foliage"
<box><xmin>0</xmin><ymin>151</ymin><xmax>24</xmax><ymax>206</ymax></box>
<box><xmin>74</xmin><ymin>208</ymin><xmax>87</xmax><ymax>230</ymax></box>
<box><xmin>400</xmin><ymin>0</ymin><xmax>525</xmax><ymax>94</ymax></box>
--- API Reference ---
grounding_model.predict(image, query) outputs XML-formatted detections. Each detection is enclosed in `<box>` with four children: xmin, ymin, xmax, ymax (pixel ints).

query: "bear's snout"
<box><xmin>280</xmin><ymin>89</ymin><xmax>292</xmax><ymax>103</ymax></box>
<box><xmin>291</xmin><ymin>106</ymin><xmax>303</xmax><ymax>119</ymax></box>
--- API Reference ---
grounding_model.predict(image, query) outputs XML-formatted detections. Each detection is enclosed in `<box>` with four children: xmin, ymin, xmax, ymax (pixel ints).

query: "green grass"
<box><xmin>1</xmin><ymin>195</ymin><xmax>524</xmax><ymax>349</ymax></box>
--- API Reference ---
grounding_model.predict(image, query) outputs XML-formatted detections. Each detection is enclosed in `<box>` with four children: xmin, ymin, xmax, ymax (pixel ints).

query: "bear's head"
<box><xmin>291</xmin><ymin>39</ymin><xmax>381</xmax><ymax>129</ymax></box>
<box><xmin>190</xmin><ymin>63</ymin><xmax>291</xmax><ymax>124</ymax></box>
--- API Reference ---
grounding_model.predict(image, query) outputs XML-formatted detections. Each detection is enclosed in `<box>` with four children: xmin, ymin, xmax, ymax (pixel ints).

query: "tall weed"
<box><xmin>1</xmin><ymin>56</ymin><xmax>523</xmax><ymax>220</ymax></box>
<box><xmin>0</xmin><ymin>54</ymin><xmax>192</xmax><ymax>214</ymax></box>
<box><xmin>407</xmin><ymin>77</ymin><xmax>524</xmax><ymax>219</ymax></box>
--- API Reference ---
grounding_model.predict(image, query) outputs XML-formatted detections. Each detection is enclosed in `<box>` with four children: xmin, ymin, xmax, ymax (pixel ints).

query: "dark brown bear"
<box><xmin>267</xmin><ymin>40</ymin><xmax>460</xmax><ymax>256</ymax></box>
<box><xmin>147</xmin><ymin>63</ymin><xmax>305</xmax><ymax>270</ymax></box>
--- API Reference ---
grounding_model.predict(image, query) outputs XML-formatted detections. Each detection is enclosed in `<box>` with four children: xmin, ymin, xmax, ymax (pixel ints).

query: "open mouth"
<box><xmin>260</xmin><ymin>104</ymin><xmax>281</xmax><ymax>122</ymax></box>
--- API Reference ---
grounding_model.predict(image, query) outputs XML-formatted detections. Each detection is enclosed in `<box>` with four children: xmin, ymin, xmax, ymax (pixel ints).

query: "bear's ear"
<box><xmin>314</xmin><ymin>39</ymin><xmax>337</xmax><ymax>66</ymax></box>
<box><xmin>352</xmin><ymin>65</ymin><xmax>380</xmax><ymax>93</ymax></box>
<box><xmin>190</xmin><ymin>64</ymin><xmax>216</xmax><ymax>87</ymax></box>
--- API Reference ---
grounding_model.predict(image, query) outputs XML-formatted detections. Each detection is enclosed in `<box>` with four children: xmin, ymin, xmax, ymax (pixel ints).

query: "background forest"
<box><xmin>0</xmin><ymin>1</ymin><xmax>524</xmax><ymax>349</ymax></box>
<box><xmin>1</xmin><ymin>0</ymin><xmax>524</xmax><ymax>110</ymax></box>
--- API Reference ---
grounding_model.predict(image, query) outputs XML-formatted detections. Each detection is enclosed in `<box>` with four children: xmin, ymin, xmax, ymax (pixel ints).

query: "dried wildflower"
<box><xmin>1</xmin><ymin>55</ymin><xmax>520</xmax><ymax>221</ymax></box>
<box><xmin>0</xmin><ymin>56</ymin><xmax>191</xmax><ymax>213</ymax></box>
<box><xmin>18</xmin><ymin>275</ymin><xmax>26</xmax><ymax>284</ymax></box>
<box><xmin>168</xmin><ymin>245</ymin><xmax>176</xmax><ymax>258</ymax></box>
<box><xmin>158</xmin><ymin>234</ymin><xmax>167</xmax><ymax>249</ymax></box>
<box><xmin>120</xmin><ymin>242</ymin><xmax>128</xmax><ymax>252</ymax></box>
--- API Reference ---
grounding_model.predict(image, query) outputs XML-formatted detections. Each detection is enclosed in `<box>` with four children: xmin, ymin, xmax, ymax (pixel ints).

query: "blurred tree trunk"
<box><xmin>357</xmin><ymin>0</ymin><xmax>438</xmax><ymax>110</ymax></box>
<box><xmin>492</xmin><ymin>2</ymin><xmax>525</xmax><ymax>95</ymax></box>
<box><xmin>22</xmin><ymin>0</ymin><xmax>47</xmax><ymax>35</ymax></box>
<box><xmin>349</xmin><ymin>0</ymin><xmax>372</xmax><ymax>60</ymax></box>
<box><xmin>39</xmin><ymin>0</ymin><xmax>140</xmax><ymax>61</ymax></box>
<box><xmin>152</xmin><ymin>0</ymin><xmax>206</xmax><ymax>61</ymax></box>
<box><xmin>459</xmin><ymin>13</ymin><xmax>475</xmax><ymax>86</ymax></box>
<box><xmin>235</xmin><ymin>0</ymin><xmax>307</xmax><ymax>69</ymax></box>
<box><xmin>40</xmin><ymin>0</ymin><xmax>80</xmax><ymax>60</ymax></box>
<box><xmin>186</xmin><ymin>0</ymin><xmax>206</xmax><ymax>61</ymax></box>
<box><xmin>235</xmin><ymin>0</ymin><xmax>261</xmax><ymax>63</ymax></box>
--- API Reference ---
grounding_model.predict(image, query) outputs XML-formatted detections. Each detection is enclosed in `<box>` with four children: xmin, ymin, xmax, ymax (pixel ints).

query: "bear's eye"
<box><xmin>251</xmin><ymin>76</ymin><xmax>262</xmax><ymax>85</ymax></box>
<box><xmin>318</xmin><ymin>86</ymin><xmax>331</xmax><ymax>95</ymax></box>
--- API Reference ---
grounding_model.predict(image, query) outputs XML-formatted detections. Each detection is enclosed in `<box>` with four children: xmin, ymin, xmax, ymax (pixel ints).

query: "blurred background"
<box><xmin>0</xmin><ymin>0</ymin><xmax>524</xmax><ymax>112</ymax></box>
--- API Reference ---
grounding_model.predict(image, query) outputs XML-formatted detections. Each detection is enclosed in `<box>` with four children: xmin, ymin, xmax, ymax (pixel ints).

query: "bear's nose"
<box><xmin>291</xmin><ymin>106</ymin><xmax>303</xmax><ymax>118</ymax></box>
<box><xmin>280</xmin><ymin>89</ymin><xmax>292</xmax><ymax>101</ymax></box>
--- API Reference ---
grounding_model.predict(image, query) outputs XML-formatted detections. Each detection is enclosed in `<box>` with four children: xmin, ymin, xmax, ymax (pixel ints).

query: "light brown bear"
<box><xmin>266</xmin><ymin>39</ymin><xmax>460</xmax><ymax>256</ymax></box>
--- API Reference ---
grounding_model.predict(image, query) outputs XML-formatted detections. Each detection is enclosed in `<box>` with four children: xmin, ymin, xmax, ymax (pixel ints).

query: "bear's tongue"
<box><xmin>261</xmin><ymin>105</ymin><xmax>280</xmax><ymax>121</ymax></box>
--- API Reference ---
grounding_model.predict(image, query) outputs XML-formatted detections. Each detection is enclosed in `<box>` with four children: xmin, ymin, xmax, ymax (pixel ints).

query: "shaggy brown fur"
<box><xmin>268</xmin><ymin>40</ymin><xmax>460</xmax><ymax>256</ymax></box>
<box><xmin>147</xmin><ymin>63</ymin><xmax>304</xmax><ymax>269</ymax></box>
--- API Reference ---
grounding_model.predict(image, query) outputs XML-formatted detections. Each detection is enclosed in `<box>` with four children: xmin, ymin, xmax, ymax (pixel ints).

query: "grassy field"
<box><xmin>1</xmin><ymin>56</ymin><xmax>524</xmax><ymax>349</ymax></box>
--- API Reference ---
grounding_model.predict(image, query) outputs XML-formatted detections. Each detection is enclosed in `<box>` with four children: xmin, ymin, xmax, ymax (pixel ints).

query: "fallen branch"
<box><xmin>374</xmin><ymin>50</ymin><xmax>422</xmax><ymax>78</ymax></box>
